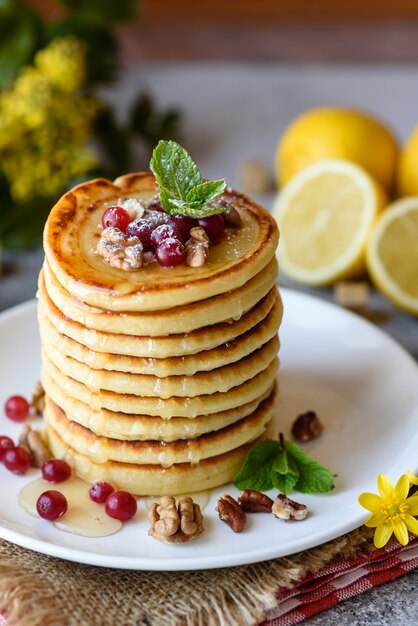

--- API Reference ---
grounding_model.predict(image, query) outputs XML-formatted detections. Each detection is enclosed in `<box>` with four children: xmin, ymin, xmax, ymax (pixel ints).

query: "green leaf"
<box><xmin>233</xmin><ymin>440</ymin><xmax>280</xmax><ymax>491</ymax></box>
<box><xmin>271</xmin><ymin>452</ymin><xmax>299</xmax><ymax>494</ymax></box>
<box><xmin>150</xmin><ymin>140</ymin><xmax>201</xmax><ymax>203</ymax></box>
<box><xmin>130</xmin><ymin>94</ymin><xmax>182</xmax><ymax>149</ymax></box>
<box><xmin>284</xmin><ymin>440</ymin><xmax>334</xmax><ymax>494</ymax></box>
<box><xmin>186</xmin><ymin>179</ymin><xmax>226</xmax><ymax>207</ymax></box>
<box><xmin>271</xmin><ymin>471</ymin><xmax>299</xmax><ymax>494</ymax></box>
<box><xmin>271</xmin><ymin>448</ymin><xmax>289</xmax><ymax>474</ymax></box>
<box><xmin>150</xmin><ymin>140</ymin><xmax>227</xmax><ymax>217</ymax></box>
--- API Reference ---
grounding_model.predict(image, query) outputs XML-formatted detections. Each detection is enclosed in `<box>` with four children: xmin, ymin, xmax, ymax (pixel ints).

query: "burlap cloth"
<box><xmin>0</xmin><ymin>527</ymin><xmax>373</xmax><ymax>626</ymax></box>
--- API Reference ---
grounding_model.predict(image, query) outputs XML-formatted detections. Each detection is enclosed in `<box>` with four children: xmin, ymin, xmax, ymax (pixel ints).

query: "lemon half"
<box><xmin>273</xmin><ymin>159</ymin><xmax>387</xmax><ymax>286</ymax></box>
<box><xmin>366</xmin><ymin>197</ymin><xmax>418</xmax><ymax>315</ymax></box>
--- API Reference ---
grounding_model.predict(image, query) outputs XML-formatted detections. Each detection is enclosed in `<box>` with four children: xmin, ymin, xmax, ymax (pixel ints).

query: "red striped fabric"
<box><xmin>263</xmin><ymin>535</ymin><xmax>418</xmax><ymax>625</ymax></box>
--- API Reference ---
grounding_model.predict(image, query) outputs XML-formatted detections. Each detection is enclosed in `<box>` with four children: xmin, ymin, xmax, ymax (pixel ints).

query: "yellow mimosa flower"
<box><xmin>358</xmin><ymin>473</ymin><xmax>418</xmax><ymax>548</ymax></box>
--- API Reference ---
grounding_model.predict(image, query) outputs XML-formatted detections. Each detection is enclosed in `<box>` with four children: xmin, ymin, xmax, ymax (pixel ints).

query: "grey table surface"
<box><xmin>1</xmin><ymin>63</ymin><xmax>418</xmax><ymax>624</ymax></box>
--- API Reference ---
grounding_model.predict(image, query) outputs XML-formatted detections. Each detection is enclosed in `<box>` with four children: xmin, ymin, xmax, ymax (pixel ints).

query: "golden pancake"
<box><xmin>39</xmin><ymin>296</ymin><xmax>281</xmax><ymax>376</ymax></box>
<box><xmin>41</xmin><ymin>256</ymin><xmax>278</xmax><ymax>337</ymax></box>
<box><xmin>39</xmin><ymin>272</ymin><xmax>279</xmax><ymax>358</ymax></box>
<box><xmin>42</xmin><ymin>356</ymin><xmax>279</xmax><ymax>418</ymax></box>
<box><xmin>41</xmin><ymin>371</ymin><xmax>276</xmax><ymax>440</ymax></box>
<box><xmin>42</xmin><ymin>334</ymin><xmax>279</xmax><ymax>398</ymax></box>
<box><xmin>46</xmin><ymin>424</ymin><xmax>260</xmax><ymax>495</ymax></box>
<box><xmin>44</xmin><ymin>391</ymin><xmax>275</xmax><ymax>465</ymax></box>
<box><xmin>43</xmin><ymin>173</ymin><xmax>279</xmax><ymax>312</ymax></box>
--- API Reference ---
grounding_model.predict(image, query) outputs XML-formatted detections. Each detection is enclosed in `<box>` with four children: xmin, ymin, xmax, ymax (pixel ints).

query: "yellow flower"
<box><xmin>358</xmin><ymin>473</ymin><xmax>418</xmax><ymax>548</ymax></box>
<box><xmin>0</xmin><ymin>36</ymin><xmax>99</xmax><ymax>202</ymax></box>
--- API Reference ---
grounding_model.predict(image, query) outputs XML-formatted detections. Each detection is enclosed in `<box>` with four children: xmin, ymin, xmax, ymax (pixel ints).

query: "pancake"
<box><xmin>43</xmin><ymin>173</ymin><xmax>279</xmax><ymax>312</ymax></box>
<box><xmin>41</xmin><ymin>371</ymin><xmax>276</xmax><ymax>440</ymax></box>
<box><xmin>39</xmin><ymin>272</ymin><xmax>280</xmax><ymax>358</ymax></box>
<box><xmin>39</xmin><ymin>296</ymin><xmax>281</xmax><ymax>376</ymax></box>
<box><xmin>42</xmin><ymin>335</ymin><xmax>279</xmax><ymax>398</ymax></box>
<box><xmin>42</xmin><ymin>256</ymin><xmax>278</xmax><ymax>336</ymax></box>
<box><xmin>44</xmin><ymin>390</ymin><xmax>275</xmax><ymax>465</ymax></box>
<box><xmin>46</xmin><ymin>424</ymin><xmax>260</xmax><ymax>495</ymax></box>
<box><xmin>42</xmin><ymin>356</ymin><xmax>279</xmax><ymax>418</ymax></box>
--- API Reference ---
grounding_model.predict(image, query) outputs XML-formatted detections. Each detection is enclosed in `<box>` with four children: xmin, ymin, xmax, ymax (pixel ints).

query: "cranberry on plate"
<box><xmin>42</xmin><ymin>459</ymin><xmax>72</xmax><ymax>483</ymax></box>
<box><xmin>89</xmin><ymin>481</ymin><xmax>115</xmax><ymax>504</ymax></box>
<box><xmin>37</xmin><ymin>490</ymin><xmax>68</xmax><ymax>521</ymax></box>
<box><xmin>4</xmin><ymin>395</ymin><xmax>30</xmax><ymax>422</ymax></box>
<box><xmin>0</xmin><ymin>436</ymin><xmax>14</xmax><ymax>461</ymax></box>
<box><xmin>105</xmin><ymin>490</ymin><xmax>137</xmax><ymax>521</ymax></box>
<box><xmin>3</xmin><ymin>446</ymin><xmax>30</xmax><ymax>474</ymax></box>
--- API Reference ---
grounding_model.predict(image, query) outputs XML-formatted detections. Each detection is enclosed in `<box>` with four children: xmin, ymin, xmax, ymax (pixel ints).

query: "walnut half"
<box><xmin>19</xmin><ymin>425</ymin><xmax>51</xmax><ymax>468</ymax></box>
<box><xmin>148</xmin><ymin>496</ymin><xmax>204</xmax><ymax>543</ymax></box>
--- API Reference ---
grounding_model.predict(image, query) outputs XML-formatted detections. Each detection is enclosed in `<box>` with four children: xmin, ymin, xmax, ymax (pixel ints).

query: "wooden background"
<box><xmin>29</xmin><ymin>0</ymin><xmax>418</xmax><ymax>61</ymax></box>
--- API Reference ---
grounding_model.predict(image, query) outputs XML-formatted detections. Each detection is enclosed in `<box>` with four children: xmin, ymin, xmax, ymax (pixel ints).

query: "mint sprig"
<box><xmin>150</xmin><ymin>140</ymin><xmax>226</xmax><ymax>217</ymax></box>
<box><xmin>234</xmin><ymin>434</ymin><xmax>334</xmax><ymax>495</ymax></box>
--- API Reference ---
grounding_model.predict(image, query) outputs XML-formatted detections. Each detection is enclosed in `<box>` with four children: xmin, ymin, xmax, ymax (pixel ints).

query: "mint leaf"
<box><xmin>150</xmin><ymin>140</ymin><xmax>226</xmax><ymax>217</ymax></box>
<box><xmin>150</xmin><ymin>140</ymin><xmax>201</xmax><ymax>203</ymax></box>
<box><xmin>284</xmin><ymin>440</ymin><xmax>334</xmax><ymax>494</ymax></box>
<box><xmin>271</xmin><ymin>450</ymin><xmax>299</xmax><ymax>494</ymax></box>
<box><xmin>234</xmin><ymin>440</ymin><xmax>280</xmax><ymax>491</ymax></box>
<box><xmin>186</xmin><ymin>180</ymin><xmax>226</xmax><ymax>207</ymax></box>
<box><xmin>271</xmin><ymin>471</ymin><xmax>299</xmax><ymax>494</ymax></box>
<box><xmin>272</xmin><ymin>448</ymin><xmax>289</xmax><ymax>474</ymax></box>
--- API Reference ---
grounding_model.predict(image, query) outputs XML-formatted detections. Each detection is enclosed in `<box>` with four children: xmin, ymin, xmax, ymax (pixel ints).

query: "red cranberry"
<box><xmin>89</xmin><ymin>481</ymin><xmax>115</xmax><ymax>504</ymax></box>
<box><xmin>42</xmin><ymin>459</ymin><xmax>71</xmax><ymax>483</ymax></box>
<box><xmin>197</xmin><ymin>214</ymin><xmax>225</xmax><ymax>243</ymax></box>
<box><xmin>168</xmin><ymin>216</ymin><xmax>194</xmax><ymax>242</ymax></box>
<box><xmin>4</xmin><ymin>395</ymin><xmax>30</xmax><ymax>422</ymax></box>
<box><xmin>36</xmin><ymin>490</ymin><xmax>68</xmax><ymax>521</ymax></box>
<box><xmin>150</xmin><ymin>224</ymin><xmax>176</xmax><ymax>248</ymax></box>
<box><xmin>3</xmin><ymin>446</ymin><xmax>30</xmax><ymax>474</ymax></box>
<box><xmin>126</xmin><ymin>219</ymin><xmax>153</xmax><ymax>249</ymax></box>
<box><xmin>0</xmin><ymin>436</ymin><xmax>14</xmax><ymax>461</ymax></box>
<box><xmin>105</xmin><ymin>490</ymin><xmax>137</xmax><ymax>521</ymax></box>
<box><xmin>156</xmin><ymin>238</ymin><xmax>185</xmax><ymax>267</ymax></box>
<box><xmin>101</xmin><ymin>206</ymin><xmax>131</xmax><ymax>233</ymax></box>
<box><xmin>154</xmin><ymin>201</ymin><xmax>165</xmax><ymax>212</ymax></box>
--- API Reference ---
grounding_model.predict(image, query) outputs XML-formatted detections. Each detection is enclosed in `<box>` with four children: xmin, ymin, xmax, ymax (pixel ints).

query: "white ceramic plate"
<box><xmin>0</xmin><ymin>289</ymin><xmax>417</xmax><ymax>571</ymax></box>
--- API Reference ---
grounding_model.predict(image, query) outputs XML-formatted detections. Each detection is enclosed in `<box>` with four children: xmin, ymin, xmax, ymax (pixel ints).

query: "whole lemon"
<box><xmin>397</xmin><ymin>125</ymin><xmax>418</xmax><ymax>196</ymax></box>
<box><xmin>276</xmin><ymin>107</ymin><xmax>398</xmax><ymax>193</ymax></box>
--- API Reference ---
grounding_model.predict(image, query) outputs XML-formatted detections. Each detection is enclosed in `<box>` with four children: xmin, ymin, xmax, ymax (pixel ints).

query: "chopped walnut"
<box><xmin>31</xmin><ymin>381</ymin><xmax>45</xmax><ymax>416</ymax></box>
<box><xmin>19</xmin><ymin>425</ymin><xmax>51</xmax><ymax>468</ymax></box>
<box><xmin>118</xmin><ymin>197</ymin><xmax>145</xmax><ymax>220</ymax></box>
<box><xmin>148</xmin><ymin>496</ymin><xmax>204</xmax><ymax>543</ymax></box>
<box><xmin>97</xmin><ymin>227</ymin><xmax>143</xmax><ymax>270</ymax></box>
<box><xmin>272</xmin><ymin>494</ymin><xmax>308</xmax><ymax>521</ymax></box>
<box><xmin>185</xmin><ymin>227</ymin><xmax>210</xmax><ymax>267</ymax></box>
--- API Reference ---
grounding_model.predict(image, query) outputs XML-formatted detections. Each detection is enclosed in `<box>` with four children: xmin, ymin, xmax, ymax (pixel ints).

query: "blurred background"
<box><xmin>1</xmin><ymin>0</ymin><xmax>418</xmax><ymax>349</ymax></box>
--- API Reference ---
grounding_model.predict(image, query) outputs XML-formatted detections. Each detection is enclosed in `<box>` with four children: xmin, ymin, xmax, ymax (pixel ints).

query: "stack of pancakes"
<box><xmin>38</xmin><ymin>173</ymin><xmax>281</xmax><ymax>495</ymax></box>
